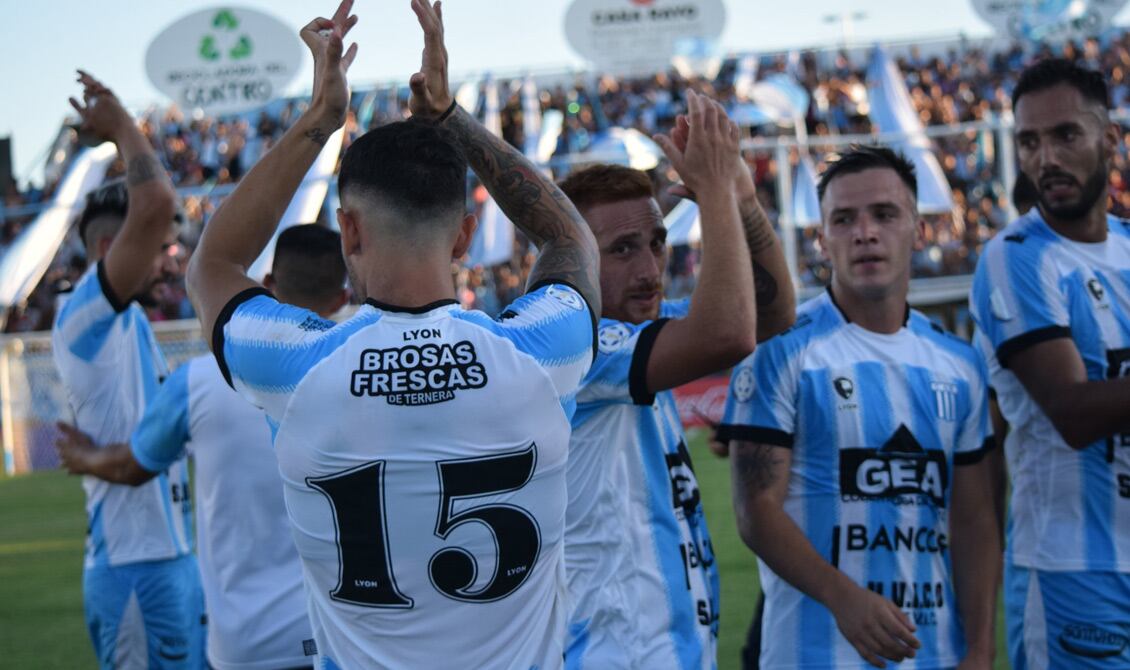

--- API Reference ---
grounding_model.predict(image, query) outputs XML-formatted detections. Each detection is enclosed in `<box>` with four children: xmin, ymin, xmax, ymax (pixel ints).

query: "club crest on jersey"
<box><xmin>350</xmin><ymin>341</ymin><xmax>487</xmax><ymax>406</ymax></box>
<box><xmin>732</xmin><ymin>367</ymin><xmax>755</xmax><ymax>402</ymax></box>
<box><xmin>931</xmin><ymin>381</ymin><xmax>958</xmax><ymax>422</ymax></box>
<box><xmin>546</xmin><ymin>284</ymin><xmax>585</xmax><ymax>311</ymax></box>
<box><xmin>598</xmin><ymin>323</ymin><xmax>632</xmax><ymax>352</ymax></box>
<box><xmin>840</xmin><ymin>425</ymin><xmax>948</xmax><ymax>507</ymax></box>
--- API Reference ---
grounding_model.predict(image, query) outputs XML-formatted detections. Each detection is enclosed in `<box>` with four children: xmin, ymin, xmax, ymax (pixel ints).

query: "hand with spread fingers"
<box><xmin>68</xmin><ymin>71</ymin><xmax>132</xmax><ymax>143</ymax></box>
<box><xmin>299</xmin><ymin>0</ymin><xmax>359</xmax><ymax>132</ymax></box>
<box><xmin>54</xmin><ymin>422</ymin><xmax>98</xmax><ymax>476</ymax></box>
<box><xmin>408</xmin><ymin>0</ymin><xmax>454</xmax><ymax>119</ymax></box>
<box><xmin>653</xmin><ymin>90</ymin><xmax>743</xmax><ymax>197</ymax></box>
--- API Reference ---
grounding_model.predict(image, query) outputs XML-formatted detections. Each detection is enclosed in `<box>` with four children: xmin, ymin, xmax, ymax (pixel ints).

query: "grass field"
<box><xmin>0</xmin><ymin>432</ymin><xmax>1006</xmax><ymax>668</ymax></box>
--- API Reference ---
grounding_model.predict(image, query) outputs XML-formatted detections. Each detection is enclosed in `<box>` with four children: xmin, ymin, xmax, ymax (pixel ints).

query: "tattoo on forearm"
<box><xmin>753</xmin><ymin>261</ymin><xmax>779</xmax><ymax>306</ymax></box>
<box><xmin>734</xmin><ymin>443</ymin><xmax>784</xmax><ymax>493</ymax></box>
<box><xmin>445</xmin><ymin>108</ymin><xmax>600</xmax><ymax>307</ymax></box>
<box><xmin>126</xmin><ymin>154</ymin><xmax>163</xmax><ymax>186</ymax></box>
<box><xmin>304</xmin><ymin>127</ymin><xmax>330</xmax><ymax>147</ymax></box>
<box><xmin>741</xmin><ymin>202</ymin><xmax>777</xmax><ymax>254</ymax></box>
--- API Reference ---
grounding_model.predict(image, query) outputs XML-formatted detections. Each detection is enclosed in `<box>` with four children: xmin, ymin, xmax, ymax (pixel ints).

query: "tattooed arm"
<box><xmin>69</xmin><ymin>71</ymin><xmax>178</xmax><ymax>304</ymax></box>
<box><xmin>731</xmin><ymin>440</ymin><xmax>920</xmax><ymax>667</ymax></box>
<box><xmin>408</xmin><ymin>0</ymin><xmax>600</xmax><ymax>313</ymax></box>
<box><xmin>187</xmin><ymin>1</ymin><xmax>359</xmax><ymax>341</ymax></box>
<box><xmin>736</xmin><ymin>189</ymin><xmax>796</xmax><ymax>342</ymax></box>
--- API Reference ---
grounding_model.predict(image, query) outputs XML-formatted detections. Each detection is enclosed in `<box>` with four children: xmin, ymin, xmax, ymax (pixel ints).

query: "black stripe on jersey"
<box><xmin>212</xmin><ymin>286</ymin><xmax>273</xmax><ymax>388</ymax></box>
<box><xmin>528</xmin><ymin>278</ymin><xmax>600</xmax><ymax>361</ymax></box>
<box><xmin>628</xmin><ymin>318</ymin><xmax>669</xmax><ymax>406</ymax></box>
<box><xmin>996</xmin><ymin>325</ymin><xmax>1071</xmax><ymax>369</ymax></box>
<box><xmin>96</xmin><ymin>260</ymin><xmax>130</xmax><ymax>313</ymax></box>
<box><xmin>714</xmin><ymin>424</ymin><xmax>795</xmax><ymax>448</ymax></box>
<box><xmin>954</xmin><ymin>437</ymin><xmax>996</xmax><ymax>466</ymax></box>
<box><xmin>363</xmin><ymin>297</ymin><xmax>458</xmax><ymax>314</ymax></box>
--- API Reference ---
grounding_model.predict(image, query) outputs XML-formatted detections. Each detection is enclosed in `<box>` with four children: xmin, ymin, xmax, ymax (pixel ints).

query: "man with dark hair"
<box><xmin>971</xmin><ymin>57</ymin><xmax>1130</xmax><ymax>669</ymax></box>
<box><xmin>185</xmin><ymin>2</ymin><xmax>598</xmax><ymax>667</ymax></box>
<box><xmin>51</xmin><ymin>72</ymin><xmax>203</xmax><ymax>669</ymax></box>
<box><xmin>556</xmin><ymin>94</ymin><xmax>795</xmax><ymax>668</ymax></box>
<box><xmin>722</xmin><ymin>145</ymin><xmax>1000</xmax><ymax>669</ymax></box>
<box><xmin>55</xmin><ymin>224</ymin><xmax>348</xmax><ymax>670</ymax></box>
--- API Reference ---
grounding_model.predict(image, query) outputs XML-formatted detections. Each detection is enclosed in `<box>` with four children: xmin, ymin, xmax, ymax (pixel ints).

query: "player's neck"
<box><xmin>1039</xmin><ymin>200</ymin><xmax>1108</xmax><ymax>243</ymax></box>
<box><xmin>828</xmin><ymin>282</ymin><xmax>908</xmax><ymax>335</ymax></box>
<box><xmin>357</xmin><ymin>251</ymin><xmax>456</xmax><ymax>309</ymax></box>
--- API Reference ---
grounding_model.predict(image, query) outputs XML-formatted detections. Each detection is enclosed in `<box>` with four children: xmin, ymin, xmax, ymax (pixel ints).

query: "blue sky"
<box><xmin>1</xmin><ymin>0</ymin><xmax>1123</xmax><ymax>184</ymax></box>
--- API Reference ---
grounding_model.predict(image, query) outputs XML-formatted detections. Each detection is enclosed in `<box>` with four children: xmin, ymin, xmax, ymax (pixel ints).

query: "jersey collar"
<box><xmin>826</xmin><ymin>287</ymin><xmax>910</xmax><ymax>327</ymax></box>
<box><xmin>364</xmin><ymin>298</ymin><xmax>458</xmax><ymax>314</ymax></box>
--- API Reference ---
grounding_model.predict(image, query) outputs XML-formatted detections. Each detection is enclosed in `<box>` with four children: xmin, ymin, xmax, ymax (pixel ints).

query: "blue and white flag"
<box><xmin>521</xmin><ymin>75</ymin><xmax>541</xmax><ymax>159</ymax></box>
<box><xmin>584</xmin><ymin>127</ymin><xmax>663</xmax><ymax>171</ymax></box>
<box><xmin>467</xmin><ymin>76</ymin><xmax>515</xmax><ymax>267</ymax></box>
<box><xmin>247</xmin><ymin>128</ymin><xmax>345</xmax><ymax>280</ymax></box>
<box><xmin>0</xmin><ymin>142</ymin><xmax>117</xmax><ymax>313</ymax></box>
<box><xmin>866</xmin><ymin>46</ymin><xmax>953</xmax><ymax>214</ymax></box>
<box><xmin>664</xmin><ymin>197</ymin><xmax>701</xmax><ymax>246</ymax></box>
<box><xmin>793</xmin><ymin>154</ymin><xmax>822</xmax><ymax>227</ymax></box>
<box><xmin>733</xmin><ymin>53</ymin><xmax>759</xmax><ymax>100</ymax></box>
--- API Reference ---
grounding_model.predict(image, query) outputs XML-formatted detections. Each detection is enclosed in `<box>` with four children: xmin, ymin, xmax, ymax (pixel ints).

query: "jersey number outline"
<box><xmin>307</xmin><ymin>444</ymin><xmax>542</xmax><ymax>608</ymax></box>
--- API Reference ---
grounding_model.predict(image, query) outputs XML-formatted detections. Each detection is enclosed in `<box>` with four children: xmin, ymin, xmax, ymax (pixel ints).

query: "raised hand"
<box><xmin>829</xmin><ymin>582</ymin><xmax>921</xmax><ymax>668</ymax></box>
<box><xmin>653</xmin><ymin>90</ymin><xmax>742</xmax><ymax>198</ymax></box>
<box><xmin>54</xmin><ymin>422</ymin><xmax>97</xmax><ymax>476</ymax></box>
<box><xmin>68</xmin><ymin>71</ymin><xmax>131</xmax><ymax>144</ymax></box>
<box><xmin>408</xmin><ymin>0</ymin><xmax>454</xmax><ymax>119</ymax></box>
<box><xmin>298</xmin><ymin>0</ymin><xmax>359</xmax><ymax>137</ymax></box>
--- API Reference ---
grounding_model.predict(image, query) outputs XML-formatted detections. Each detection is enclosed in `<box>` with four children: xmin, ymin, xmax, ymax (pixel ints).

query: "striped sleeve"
<box><xmin>971</xmin><ymin>233</ymin><xmax>1070</xmax><ymax>368</ymax></box>
<box><xmin>717</xmin><ymin>332</ymin><xmax>800</xmax><ymax>447</ymax></box>
<box><xmin>53</xmin><ymin>262</ymin><xmax>129</xmax><ymax>365</ymax></box>
<box><xmin>130</xmin><ymin>362</ymin><xmax>191</xmax><ymax>473</ymax></box>
<box><xmin>486</xmin><ymin>282</ymin><xmax>595</xmax><ymax>399</ymax></box>
<box><xmin>214</xmin><ymin>289</ymin><xmax>379</xmax><ymax>421</ymax></box>
<box><xmin>954</xmin><ymin>347</ymin><xmax>994</xmax><ymax>465</ymax></box>
<box><xmin>579</xmin><ymin>318</ymin><xmax>667</xmax><ymax>406</ymax></box>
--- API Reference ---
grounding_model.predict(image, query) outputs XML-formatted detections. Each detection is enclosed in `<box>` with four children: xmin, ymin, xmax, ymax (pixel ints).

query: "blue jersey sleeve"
<box><xmin>971</xmin><ymin>231</ymin><xmax>1070</xmax><ymax>367</ymax></box>
<box><xmin>718</xmin><ymin>332</ymin><xmax>800</xmax><ymax>447</ymax></box>
<box><xmin>486</xmin><ymin>282</ymin><xmax>596</xmax><ymax>399</ymax></box>
<box><xmin>53</xmin><ymin>261</ymin><xmax>131</xmax><ymax>365</ymax></box>
<box><xmin>130</xmin><ymin>362</ymin><xmax>191</xmax><ymax>473</ymax></box>
<box><xmin>581</xmin><ymin>317</ymin><xmax>670</xmax><ymax>406</ymax></box>
<box><xmin>213</xmin><ymin>288</ymin><xmax>379</xmax><ymax>422</ymax></box>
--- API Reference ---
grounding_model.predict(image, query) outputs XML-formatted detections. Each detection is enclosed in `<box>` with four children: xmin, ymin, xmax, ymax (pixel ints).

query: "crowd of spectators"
<box><xmin>7</xmin><ymin>28</ymin><xmax>1130</xmax><ymax>331</ymax></box>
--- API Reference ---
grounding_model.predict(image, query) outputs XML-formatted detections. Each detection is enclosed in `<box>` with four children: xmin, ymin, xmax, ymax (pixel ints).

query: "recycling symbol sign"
<box><xmin>198</xmin><ymin>10</ymin><xmax>254</xmax><ymax>62</ymax></box>
<box><xmin>145</xmin><ymin>6</ymin><xmax>303</xmax><ymax>115</ymax></box>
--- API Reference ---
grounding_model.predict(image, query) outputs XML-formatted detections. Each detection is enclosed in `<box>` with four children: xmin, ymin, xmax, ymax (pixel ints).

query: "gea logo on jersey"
<box><xmin>840</xmin><ymin>424</ymin><xmax>948</xmax><ymax>507</ymax></box>
<box><xmin>350</xmin><ymin>340</ymin><xmax>488</xmax><ymax>406</ymax></box>
<box><xmin>665</xmin><ymin>441</ymin><xmax>702</xmax><ymax>519</ymax></box>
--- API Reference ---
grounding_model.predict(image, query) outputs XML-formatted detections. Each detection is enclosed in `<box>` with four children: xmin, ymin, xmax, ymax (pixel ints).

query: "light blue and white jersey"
<box><xmin>971</xmin><ymin>210</ymin><xmax>1130</xmax><ymax>572</ymax></box>
<box><xmin>568</xmin><ymin>298</ymin><xmax>719</xmax><ymax>670</ymax></box>
<box><xmin>215</xmin><ymin>283</ymin><xmax>594</xmax><ymax>670</ymax></box>
<box><xmin>131</xmin><ymin>355</ymin><xmax>313</xmax><ymax>670</ymax></box>
<box><xmin>52</xmin><ymin>262</ymin><xmax>192</xmax><ymax>568</ymax></box>
<box><xmin>719</xmin><ymin>291</ymin><xmax>992</xmax><ymax>670</ymax></box>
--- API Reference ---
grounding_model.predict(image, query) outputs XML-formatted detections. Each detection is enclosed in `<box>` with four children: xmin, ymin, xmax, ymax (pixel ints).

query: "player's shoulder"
<box><xmin>1108</xmin><ymin>213</ymin><xmax>1130</xmax><ymax>243</ymax></box>
<box><xmin>907</xmin><ymin>310</ymin><xmax>981</xmax><ymax>368</ymax></box>
<box><xmin>773</xmin><ymin>292</ymin><xmax>842</xmax><ymax>347</ymax></box>
<box><xmin>978</xmin><ymin>211</ymin><xmax>1060</xmax><ymax>267</ymax></box>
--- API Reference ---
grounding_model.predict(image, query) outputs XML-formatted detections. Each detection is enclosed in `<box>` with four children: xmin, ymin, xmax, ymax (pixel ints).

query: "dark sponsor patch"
<box><xmin>351</xmin><ymin>341</ymin><xmax>487</xmax><ymax>406</ymax></box>
<box><xmin>1058</xmin><ymin>623</ymin><xmax>1130</xmax><ymax>659</ymax></box>
<box><xmin>840</xmin><ymin>425</ymin><xmax>948</xmax><ymax>507</ymax></box>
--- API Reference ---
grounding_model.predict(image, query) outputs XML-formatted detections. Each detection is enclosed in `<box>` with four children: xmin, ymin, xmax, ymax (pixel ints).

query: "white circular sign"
<box><xmin>564</xmin><ymin>0</ymin><xmax>726</xmax><ymax>74</ymax></box>
<box><xmin>145</xmin><ymin>7</ymin><xmax>303</xmax><ymax>115</ymax></box>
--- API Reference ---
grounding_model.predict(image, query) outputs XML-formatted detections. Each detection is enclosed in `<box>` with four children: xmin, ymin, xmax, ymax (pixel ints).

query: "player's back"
<box><xmin>219</xmin><ymin>287</ymin><xmax>593</xmax><ymax>669</ymax></box>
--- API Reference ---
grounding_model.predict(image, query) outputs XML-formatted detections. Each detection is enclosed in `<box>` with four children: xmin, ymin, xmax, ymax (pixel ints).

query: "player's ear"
<box><xmin>262</xmin><ymin>272</ymin><xmax>276</xmax><ymax>292</ymax></box>
<box><xmin>816</xmin><ymin>224</ymin><xmax>828</xmax><ymax>261</ymax></box>
<box><xmin>451</xmin><ymin>212</ymin><xmax>478</xmax><ymax>260</ymax></box>
<box><xmin>1105</xmin><ymin>120</ymin><xmax>1120</xmax><ymax>158</ymax></box>
<box><xmin>912</xmin><ymin>212</ymin><xmax>927</xmax><ymax>251</ymax></box>
<box><xmin>338</xmin><ymin>207</ymin><xmax>362</xmax><ymax>258</ymax></box>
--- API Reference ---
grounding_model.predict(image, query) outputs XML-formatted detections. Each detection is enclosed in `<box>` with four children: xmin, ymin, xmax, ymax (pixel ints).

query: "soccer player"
<box><xmin>721</xmin><ymin>146</ymin><xmax>1000</xmax><ymax>669</ymax></box>
<box><xmin>51</xmin><ymin>72</ymin><xmax>202</xmax><ymax>669</ymax></box>
<box><xmin>184</xmin><ymin>1</ymin><xmax>599</xmax><ymax>667</ymax></box>
<box><xmin>970</xmin><ymin>58</ymin><xmax>1130</xmax><ymax>669</ymax></box>
<box><xmin>557</xmin><ymin>93</ymin><xmax>795</xmax><ymax>668</ymax></box>
<box><xmin>54</xmin><ymin>224</ymin><xmax>349</xmax><ymax>670</ymax></box>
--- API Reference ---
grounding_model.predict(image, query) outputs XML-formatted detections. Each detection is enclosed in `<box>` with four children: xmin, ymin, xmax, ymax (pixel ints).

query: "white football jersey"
<box><xmin>52</xmin><ymin>262</ymin><xmax>192</xmax><ymax>568</ymax></box>
<box><xmin>130</xmin><ymin>355</ymin><xmax>312</xmax><ymax>669</ymax></box>
<box><xmin>215</xmin><ymin>284</ymin><xmax>594</xmax><ymax>669</ymax></box>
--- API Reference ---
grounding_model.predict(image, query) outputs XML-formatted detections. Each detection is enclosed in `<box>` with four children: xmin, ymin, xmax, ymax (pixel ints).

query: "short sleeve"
<box><xmin>214</xmin><ymin>288</ymin><xmax>374</xmax><ymax>421</ymax></box>
<box><xmin>717</xmin><ymin>333</ymin><xmax>800</xmax><ymax>448</ymax></box>
<box><xmin>581</xmin><ymin>318</ymin><xmax>669</xmax><ymax>407</ymax></box>
<box><xmin>971</xmin><ymin>235</ymin><xmax>1070</xmax><ymax>368</ymax></box>
<box><xmin>489</xmin><ymin>282</ymin><xmax>596</xmax><ymax>399</ymax></box>
<box><xmin>130</xmin><ymin>363</ymin><xmax>191</xmax><ymax>473</ymax></box>
<box><xmin>53</xmin><ymin>262</ymin><xmax>130</xmax><ymax>365</ymax></box>
<box><xmin>954</xmin><ymin>348</ymin><xmax>994</xmax><ymax>466</ymax></box>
